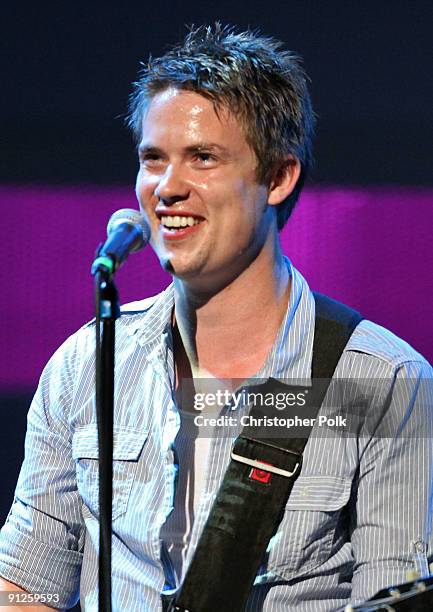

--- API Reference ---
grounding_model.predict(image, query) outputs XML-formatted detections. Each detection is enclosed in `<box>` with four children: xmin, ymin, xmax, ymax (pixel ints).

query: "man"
<box><xmin>0</xmin><ymin>24</ymin><xmax>432</xmax><ymax>611</ymax></box>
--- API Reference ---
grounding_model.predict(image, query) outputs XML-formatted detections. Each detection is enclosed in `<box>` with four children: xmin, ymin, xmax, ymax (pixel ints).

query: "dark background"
<box><xmin>1</xmin><ymin>2</ymin><xmax>432</xmax><ymax>608</ymax></box>
<box><xmin>3</xmin><ymin>1</ymin><xmax>433</xmax><ymax>187</ymax></box>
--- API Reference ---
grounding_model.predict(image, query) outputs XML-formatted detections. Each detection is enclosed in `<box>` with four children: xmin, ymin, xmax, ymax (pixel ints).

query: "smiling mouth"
<box><xmin>159</xmin><ymin>215</ymin><xmax>204</xmax><ymax>231</ymax></box>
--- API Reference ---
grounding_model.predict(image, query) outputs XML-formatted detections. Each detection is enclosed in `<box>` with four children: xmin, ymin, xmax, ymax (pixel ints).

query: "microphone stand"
<box><xmin>90</xmin><ymin>209</ymin><xmax>148</xmax><ymax>611</ymax></box>
<box><xmin>92</xmin><ymin>259</ymin><xmax>120</xmax><ymax>612</ymax></box>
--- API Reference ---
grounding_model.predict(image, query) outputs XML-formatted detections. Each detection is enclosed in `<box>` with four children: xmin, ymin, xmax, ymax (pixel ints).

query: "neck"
<box><xmin>173</xmin><ymin>239</ymin><xmax>290</xmax><ymax>379</ymax></box>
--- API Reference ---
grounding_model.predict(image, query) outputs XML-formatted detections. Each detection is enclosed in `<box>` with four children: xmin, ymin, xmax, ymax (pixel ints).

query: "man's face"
<box><xmin>135</xmin><ymin>88</ymin><xmax>275</xmax><ymax>289</ymax></box>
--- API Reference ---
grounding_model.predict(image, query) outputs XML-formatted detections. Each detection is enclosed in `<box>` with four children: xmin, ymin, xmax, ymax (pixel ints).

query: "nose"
<box><xmin>154</xmin><ymin>163</ymin><xmax>190</xmax><ymax>205</ymax></box>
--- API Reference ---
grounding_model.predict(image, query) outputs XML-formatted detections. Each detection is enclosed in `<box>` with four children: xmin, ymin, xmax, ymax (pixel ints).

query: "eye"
<box><xmin>197</xmin><ymin>152</ymin><xmax>212</xmax><ymax>161</ymax></box>
<box><xmin>139</xmin><ymin>153</ymin><xmax>165</xmax><ymax>169</ymax></box>
<box><xmin>140</xmin><ymin>153</ymin><xmax>160</xmax><ymax>162</ymax></box>
<box><xmin>194</xmin><ymin>151</ymin><xmax>218</xmax><ymax>166</ymax></box>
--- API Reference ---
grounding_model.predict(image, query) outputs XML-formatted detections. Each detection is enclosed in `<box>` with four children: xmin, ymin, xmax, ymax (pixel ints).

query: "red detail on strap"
<box><xmin>249</xmin><ymin>462</ymin><xmax>272</xmax><ymax>484</ymax></box>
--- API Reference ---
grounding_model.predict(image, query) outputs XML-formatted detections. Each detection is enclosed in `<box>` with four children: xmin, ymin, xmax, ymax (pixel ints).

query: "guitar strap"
<box><xmin>163</xmin><ymin>292</ymin><xmax>363</xmax><ymax>612</ymax></box>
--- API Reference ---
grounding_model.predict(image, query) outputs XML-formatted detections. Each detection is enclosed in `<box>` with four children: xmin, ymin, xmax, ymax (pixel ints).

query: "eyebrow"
<box><xmin>137</xmin><ymin>144</ymin><xmax>162</xmax><ymax>155</ymax></box>
<box><xmin>137</xmin><ymin>142</ymin><xmax>231</xmax><ymax>156</ymax></box>
<box><xmin>186</xmin><ymin>143</ymin><xmax>231</xmax><ymax>154</ymax></box>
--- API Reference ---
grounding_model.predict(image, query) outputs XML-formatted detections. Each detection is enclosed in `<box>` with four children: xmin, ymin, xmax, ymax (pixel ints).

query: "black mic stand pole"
<box><xmin>92</xmin><ymin>256</ymin><xmax>120</xmax><ymax>612</ymax></box>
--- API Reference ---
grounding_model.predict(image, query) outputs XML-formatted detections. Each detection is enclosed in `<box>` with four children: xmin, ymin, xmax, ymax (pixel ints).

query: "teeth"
<box><xmin>160</xmin><ymin>215</ymin><xmax>201</xmax><ymax>229</ymax></box>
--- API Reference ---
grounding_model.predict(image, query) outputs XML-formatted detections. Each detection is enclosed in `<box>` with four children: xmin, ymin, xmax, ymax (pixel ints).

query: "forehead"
<box><xmin>140</xmin><ymin>88</ymin><xmax>248</xmax><ymax>148</ymax></box>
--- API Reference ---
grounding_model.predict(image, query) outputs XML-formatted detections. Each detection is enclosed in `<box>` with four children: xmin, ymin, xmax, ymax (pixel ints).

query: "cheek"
<box><xmin>135</xmin><ymin>173</ymin><xmax>157</xmax><ymax>214</ymax></box>
<box><xmin>219</xmin><ymin>180</ymin><xmax>267</xmax><ymax>225</ymax></box>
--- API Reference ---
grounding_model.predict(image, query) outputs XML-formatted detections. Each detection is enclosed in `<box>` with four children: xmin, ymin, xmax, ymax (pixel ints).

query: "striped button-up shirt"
<box><xmin>0</xmin><ymin>261</ymin><xmax>432</xmax><ymax>611</ymax></box>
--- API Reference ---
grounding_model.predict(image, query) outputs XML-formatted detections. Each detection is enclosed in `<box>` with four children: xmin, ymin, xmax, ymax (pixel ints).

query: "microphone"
<box><xmin>91</xmin><ymin>208</ymin><xmax>151</xmax><ymax>275</ymax></box>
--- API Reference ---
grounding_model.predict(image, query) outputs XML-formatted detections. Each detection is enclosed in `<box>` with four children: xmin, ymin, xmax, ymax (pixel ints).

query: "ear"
<box><xmin>267</xmin><ymin>156</ymin><xmax>301</xmax><ymax>206</ymax></box>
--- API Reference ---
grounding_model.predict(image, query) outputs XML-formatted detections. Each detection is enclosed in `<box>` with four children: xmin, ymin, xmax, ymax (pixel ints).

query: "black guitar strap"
<box><xmin>164</xmin><ymin>292</ymin><xmax>363</xmax><ymax>612</ymax></box>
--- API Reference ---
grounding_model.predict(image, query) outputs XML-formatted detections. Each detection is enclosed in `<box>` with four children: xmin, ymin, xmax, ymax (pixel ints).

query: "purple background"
<box><xmin>1</xmin><ymin>184</ymin><xmax>432</xmax><ymax>392</ymax></box>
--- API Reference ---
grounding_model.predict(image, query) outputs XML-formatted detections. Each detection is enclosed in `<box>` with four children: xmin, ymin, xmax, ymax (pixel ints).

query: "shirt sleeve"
<box><xmin>349</xmin><ymin>358</ymin><xmax>433</xmax><ymax>604</ymax></box>
<box><xmin>0</xmin><ymin>333</ymin><xmax>87</xmax><ymax>610</ymax></box>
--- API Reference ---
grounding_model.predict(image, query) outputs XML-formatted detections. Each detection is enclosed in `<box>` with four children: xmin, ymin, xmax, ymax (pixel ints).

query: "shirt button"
<box><xmin>414</xmin><ymin>540</ymin><xmax>426</xmax><ymax>553</ymax></box>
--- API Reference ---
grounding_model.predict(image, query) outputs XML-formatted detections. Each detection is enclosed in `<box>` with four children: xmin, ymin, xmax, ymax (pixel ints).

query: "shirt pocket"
<box><xmin>265</xmin><ymin>474</ymin><xmax>352</xmax><ymax>581</ymax></box>
<box><xmin>72</xmin><ymin>424</ymin><xmax>148</xmax><ymax>521</ymax></box>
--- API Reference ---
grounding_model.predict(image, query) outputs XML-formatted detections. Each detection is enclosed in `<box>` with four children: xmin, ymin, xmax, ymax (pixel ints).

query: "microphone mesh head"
<box><xmin>106</xmin><ymin>208</ymin><xmax>151</xmax><ymax>246</ymax></box>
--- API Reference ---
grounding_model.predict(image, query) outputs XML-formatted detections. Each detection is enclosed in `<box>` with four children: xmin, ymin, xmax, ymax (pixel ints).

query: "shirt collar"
<box><xmin>256</xmin><ymin>257</ymin><xmax>315</xmax><ymax>384</ymax></box>
<box><xmin>122</xmin><ymin>285</ymin><xmax>174</xmax><ymax>346</ymax></box>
